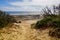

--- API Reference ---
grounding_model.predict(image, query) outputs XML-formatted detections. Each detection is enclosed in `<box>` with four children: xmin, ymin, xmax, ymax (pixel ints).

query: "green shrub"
<box><xmin>32</xmin><ymin>16</ymin><xmax>52</xmax><ymax>29</ymax></box>
<box><xmin>0</xmin><ymin>10</ymin><xmax>16</xmax><ymax>28</ymax></box>
<box><xmin>31</xmin><ymin>4</ymin><xmax>60</xmax><ymax>39</ymax></box>
<box><xmin>31</xmin><ymin>14</ymin><xmax>60</xmax><ymax>29</ymax></box>
<box><xmin>31</xmin><ymin>14</ymin><xmax>60</xmax><ymax>38</ymax></box>
<box><xmin>52</xmin><ymin>19</ymin><xmax>60</xmax><ymax>28</ymax></box>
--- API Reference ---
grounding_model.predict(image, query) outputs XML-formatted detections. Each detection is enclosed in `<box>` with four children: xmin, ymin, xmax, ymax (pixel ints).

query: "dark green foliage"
<box><xmin>31</xmin><ymin>14</ymin><xmax>60</xmax><ymax>29</ymax></box>
<box><xmin>0</xmin><ymin>10</ymin><xmax>16</xmax><ymax>28</ymax></box>
<box><xmin>31</xmin><ymin>14</ymin><xmax>60</xmax><ymax>39</ymax></box>
<box><xmin>31</xmin><ymin>14</ymin><xmax>60</xmax><ymax>38</ymax></box>
<box><xmin>52</xmin><ymin>19</ymin><xmax>60</xmax><ymax>28</ymax></box>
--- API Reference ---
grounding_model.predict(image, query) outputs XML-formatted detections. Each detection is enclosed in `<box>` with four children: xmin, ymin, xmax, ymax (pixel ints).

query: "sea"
<box><xmin>6</xmin><ymin>11</ymin><xmax>40</xmax><ymax>15</ymax></box>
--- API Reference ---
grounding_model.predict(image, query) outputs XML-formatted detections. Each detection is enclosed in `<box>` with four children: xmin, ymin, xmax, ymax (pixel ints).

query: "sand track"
<box><xmin>0</xmin><ymin>20</ymin><xmax>56</xmax><ymax>40</ymax></box>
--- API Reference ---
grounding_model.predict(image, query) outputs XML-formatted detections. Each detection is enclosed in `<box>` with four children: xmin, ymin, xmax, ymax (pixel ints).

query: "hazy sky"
<box><xmin>0</xmin><ymin>0</ymin><xmax>60</xmax><ymax>11</ymax></box>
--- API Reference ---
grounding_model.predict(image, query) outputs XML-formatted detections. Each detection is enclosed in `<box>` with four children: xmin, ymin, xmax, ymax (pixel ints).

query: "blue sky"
<box><xmin>0</xmin><ymin>0</ymin><xmax>60</xmax><ymax>11</ymax></box>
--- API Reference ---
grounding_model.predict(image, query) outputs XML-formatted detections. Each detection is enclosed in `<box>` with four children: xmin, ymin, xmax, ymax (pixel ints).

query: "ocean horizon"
<box><xmin>6</xmin><ymin>11</ymin><xmax>40</xmax><ymax>15</ymax></box>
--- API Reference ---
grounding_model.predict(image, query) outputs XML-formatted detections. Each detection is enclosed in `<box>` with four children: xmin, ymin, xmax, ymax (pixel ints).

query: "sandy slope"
<box><xmin>0</xmin><ymin>20</ymin><xmax>57</xmax><ymax>40</ymax></box>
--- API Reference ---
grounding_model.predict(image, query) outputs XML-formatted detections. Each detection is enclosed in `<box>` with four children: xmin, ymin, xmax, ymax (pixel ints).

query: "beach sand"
<box><xmin>0</xmin><ymin>20</ymin><xmax>56</xmax><ymax>40</ymax></box>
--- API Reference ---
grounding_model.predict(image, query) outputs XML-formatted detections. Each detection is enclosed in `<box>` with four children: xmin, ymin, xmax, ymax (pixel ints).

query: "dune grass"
<box><xmin>0</xmin><ymin>10</ymin><xmax>16</xmax><ymax>29</ymax></box>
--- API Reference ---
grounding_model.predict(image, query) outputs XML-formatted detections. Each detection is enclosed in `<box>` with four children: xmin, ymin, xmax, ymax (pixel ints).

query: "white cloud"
<box><xmin>10</xmin><ymin>0</ymin><xmax>60</xmax><ymax>6</ymax></box>
<box><xmin>1</xmin><ymin>6</ymin><xmax>42</xmax><ymax>11</ymax></box>
<box><xmin>0</xmin><ymin>6</ymin><xmax>41</xmax><ymax>15</ymax></box>
<box><xmin>2</xmin><ymin>0</ymin><xmax>60</xmax><ymax>11</ymax></box>
<box><xmin>32</xmin><ymin>0</ymin><xmax>60</xmax><ymax>6</ymax></box>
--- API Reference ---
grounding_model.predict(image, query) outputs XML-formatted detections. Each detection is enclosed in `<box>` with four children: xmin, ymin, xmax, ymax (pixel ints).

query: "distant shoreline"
<box><xmin>12</xmin><ymin>15</ymin><xmax>41</xmax><ymax>21</ymax></box>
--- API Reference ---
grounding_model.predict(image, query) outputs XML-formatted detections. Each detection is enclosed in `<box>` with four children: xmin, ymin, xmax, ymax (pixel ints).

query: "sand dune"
<box><xmin>0</xmin><ymin>20</ymin><xmax>57</xmax><ymax>40</ymax></box>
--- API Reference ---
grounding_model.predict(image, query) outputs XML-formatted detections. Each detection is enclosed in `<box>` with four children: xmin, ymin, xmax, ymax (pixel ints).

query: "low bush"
<box><xmin>31</xmin><ymin>14</ymin><xmax>60</xmax><ymax>29</ymax></box>
<box><xmin>31</xmin><ymin>14</ymin><xmax>60</xmax><ymax>39</ymax></box>
<box><xmin>0</xmin><ymin>10</ymin><xmax>16</xmax><ymax>28</ymax></box>
<box><xmin>31</xmin><ymin>4</ymin><xmax>60</xmax><ymax>39</ymax></box>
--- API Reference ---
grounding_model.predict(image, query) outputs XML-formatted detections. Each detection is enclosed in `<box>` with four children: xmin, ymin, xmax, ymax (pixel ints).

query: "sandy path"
<box><xmin>0</xmin><ymin>20</ymin><xmax>55</xmax><ymax>40</ymax></box>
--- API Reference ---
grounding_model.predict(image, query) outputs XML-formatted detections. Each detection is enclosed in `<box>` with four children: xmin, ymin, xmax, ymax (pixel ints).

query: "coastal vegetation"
<box><xmin>31</xmin><ymin>4</ymin><xmax>60</xmax><ymax>39</ymax></box>
<box><xmin>0</xmin><ymin>3</ymin><xmax>60</xmax><ymax>40</ymax></box>
<box><xmin>0</xmin><ymin>10</ymin><xmax>16</xmax><ymax>28</ymax></box>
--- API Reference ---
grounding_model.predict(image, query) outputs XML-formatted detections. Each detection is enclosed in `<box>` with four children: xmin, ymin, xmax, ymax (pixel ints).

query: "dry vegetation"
<box><xmin>0</xmin><ymin>20</ymin><xmax>59</xmax><ymax>40</ymax></box>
